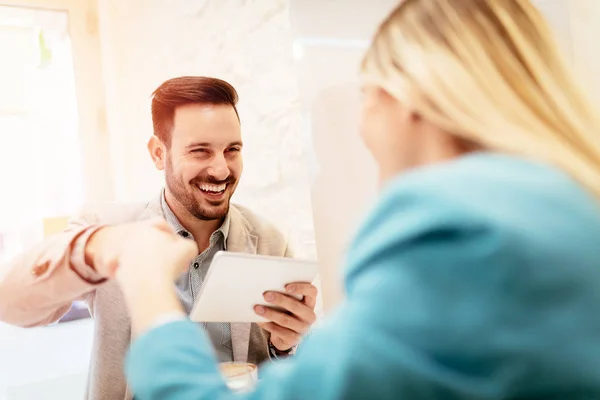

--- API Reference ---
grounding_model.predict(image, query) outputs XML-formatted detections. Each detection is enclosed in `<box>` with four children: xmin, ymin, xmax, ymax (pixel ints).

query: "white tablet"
<box><xmin>190</xmin><ymin>251</ymin><xmax>319</xmax><ymax>323</ymax></box>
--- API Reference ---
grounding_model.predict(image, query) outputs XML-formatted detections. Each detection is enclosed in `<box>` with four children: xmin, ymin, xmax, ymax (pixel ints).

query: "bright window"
<box><xmin>0</xmin><ymin>6</ymin><xmax>83</xmax><ymax>263</ymax></box>
<box><xmin>0</xmin><ymin>7</ymin><xmax>93</xmax><ymax>398</ymax></box>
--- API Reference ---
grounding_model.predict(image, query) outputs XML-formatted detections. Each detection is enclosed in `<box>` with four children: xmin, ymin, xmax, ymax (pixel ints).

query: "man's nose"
<box><xmin>207</xmin><ymin>155</ymin><xmax>229</xmax><ymax>181</ymax></box>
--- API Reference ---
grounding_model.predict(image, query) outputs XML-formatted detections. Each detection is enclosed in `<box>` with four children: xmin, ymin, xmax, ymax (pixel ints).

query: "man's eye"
<box><xmin>228</xmin><ymin>147</ymin><xmax>241</xmax><ymax>152</ymax></box>
<box><xmin>191</xmin><ymin>148</ymin><xmax>208</xmax><ymax>153</ymax></box>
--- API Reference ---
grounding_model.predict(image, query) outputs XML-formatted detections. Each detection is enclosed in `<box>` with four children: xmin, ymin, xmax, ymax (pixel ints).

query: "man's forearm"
<box><xmin>0</xmin><ymin>226</ymin><xmax>103</xmax><ymax>326</ymax></box>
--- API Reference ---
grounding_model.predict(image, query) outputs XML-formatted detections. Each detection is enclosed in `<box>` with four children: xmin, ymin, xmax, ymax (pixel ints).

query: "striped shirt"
<box><xmin>160</xmin><ymin>190</ymin><xmax>233</xmax><ymax>362</ymax></box>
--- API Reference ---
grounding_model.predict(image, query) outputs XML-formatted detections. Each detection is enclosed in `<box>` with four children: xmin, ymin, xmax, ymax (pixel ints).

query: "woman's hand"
<box><xmin>113</xmin><ymin>218</ymin><xmax>198</xmax><ymax>335</ymax></box>
<box><xmin>114</xmin><ymin>218</ymin><xmax>198</xmax><ymax>285</ymax></box>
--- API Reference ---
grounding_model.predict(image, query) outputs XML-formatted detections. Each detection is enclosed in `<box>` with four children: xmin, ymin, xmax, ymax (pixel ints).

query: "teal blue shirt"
<box><xmin>125</xmin><ymin>153</ymin><xmax>600</xmax><ymax>399</ymax></box>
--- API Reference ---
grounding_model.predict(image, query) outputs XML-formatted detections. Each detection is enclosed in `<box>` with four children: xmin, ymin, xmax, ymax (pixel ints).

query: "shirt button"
<box><xmin>193</xmin><ymin>262</ymin><xmax>199</xmax><ymax>269</ymax></box>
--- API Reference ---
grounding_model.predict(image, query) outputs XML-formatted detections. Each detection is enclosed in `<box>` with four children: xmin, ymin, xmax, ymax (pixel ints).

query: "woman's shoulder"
<box><xmin>377</xmin><ymin>152</ymin><xmax>598</xmax><ymax>229</ymax></box>
<box><xmin>347</xmin><ymin>153</ymin><xmax>600</xmax><ymax>283</ymax></box>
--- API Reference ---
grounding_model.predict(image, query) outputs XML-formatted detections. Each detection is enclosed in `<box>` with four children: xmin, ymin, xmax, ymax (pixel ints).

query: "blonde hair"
<box><xmin>362</xmin><ymin>0</ymin><xmax>600</xmax><ymax>198</ymax></box>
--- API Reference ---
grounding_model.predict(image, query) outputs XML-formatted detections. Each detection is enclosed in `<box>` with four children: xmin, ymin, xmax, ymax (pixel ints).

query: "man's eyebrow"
<box><xmin>185</xmin><ymin>142</ymin><xmax>211</xmax><ymax>149</ymax></box>
<box><xmin>185</xmin><ymin>141</ymin><xmax>243</xmax><ymax>149</ymax></box>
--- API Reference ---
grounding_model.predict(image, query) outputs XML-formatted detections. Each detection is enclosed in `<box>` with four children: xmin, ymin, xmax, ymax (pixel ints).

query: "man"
<box><xmin>0</xmin><ymin>76</ymin><xmax>318</xmax><ymax>400</ymax></box>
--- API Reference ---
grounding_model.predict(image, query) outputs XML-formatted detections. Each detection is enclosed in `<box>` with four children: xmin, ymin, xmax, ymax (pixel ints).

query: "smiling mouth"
<box><xmin>195</xmin><ymin>183</ymin><xmax>227</xmax><ymax>196</ymax></box>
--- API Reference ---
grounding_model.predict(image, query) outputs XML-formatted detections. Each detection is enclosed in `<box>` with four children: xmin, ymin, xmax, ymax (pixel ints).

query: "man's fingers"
<box><xmin>285</xmin><ymin>283</ymin><xmax>318</xmax><ymax>309</ymax></box>
<box><xmin>254</xmin><ymin>305</ymin><xmax>308</xmax><ymax>334</ymax></box>
<box><xmin>262</xmin><ymin>291</ymin><xmax>316</xmax><ymax>324</ymax></box>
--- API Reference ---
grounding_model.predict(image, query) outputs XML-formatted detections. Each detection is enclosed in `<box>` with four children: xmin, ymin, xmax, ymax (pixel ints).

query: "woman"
<box><xmin>117</xmin><ymin>0</ymin><xmax>600</xmax><ymax>398</ymax></box>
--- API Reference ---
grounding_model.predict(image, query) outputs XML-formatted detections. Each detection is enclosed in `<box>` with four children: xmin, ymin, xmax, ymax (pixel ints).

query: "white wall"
<box><xmin>96</xmin><ymin>0</ymin><xmax>316</xmax><ymax>259</ymax></box>
<box><xmin>533</xmin><ymin>0</ymin><xmax>600</xmax><ymax>101</ymax></box>
<box><xmin>567</xmin><ymin>0</ymin><xmax>600</xmax><ymax>102</ymax></box>
<box><xmin>288</xmin><ymin>0</ymin><xmax>398</xmax><ymax>310</ymax></box>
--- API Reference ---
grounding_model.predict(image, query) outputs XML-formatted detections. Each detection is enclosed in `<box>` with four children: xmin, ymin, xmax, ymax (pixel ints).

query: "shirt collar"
<box><xmin>160</xmin><ymin>189</ymin><xmax>230</xmax><ymax>248</ymax></box>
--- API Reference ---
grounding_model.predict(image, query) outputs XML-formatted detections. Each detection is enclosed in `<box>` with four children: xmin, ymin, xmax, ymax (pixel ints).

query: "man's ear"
<box><xmin>148</xmin><ymin>135</ymin><xmax>166</xmax><ymax>171</ymax></box>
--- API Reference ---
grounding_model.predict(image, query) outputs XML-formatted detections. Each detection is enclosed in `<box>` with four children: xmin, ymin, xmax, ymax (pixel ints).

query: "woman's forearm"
<box><xmin>121</xmin><ymin>279</ymin><xmax>185</xmax><ymax>336</ymax></box>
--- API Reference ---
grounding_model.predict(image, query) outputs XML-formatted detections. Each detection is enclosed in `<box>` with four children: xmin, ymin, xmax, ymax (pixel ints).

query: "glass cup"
<box><xmin>219</xmin><ymin>362</ymin><xmax>258</xmax><ymax>393</ymax></box>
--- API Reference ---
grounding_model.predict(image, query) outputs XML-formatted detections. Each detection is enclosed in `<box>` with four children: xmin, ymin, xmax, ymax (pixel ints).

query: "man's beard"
<box><xmin>165</xmin><ymin>162</ymin><xmax>236</xmax><ymax>221</ymax></box>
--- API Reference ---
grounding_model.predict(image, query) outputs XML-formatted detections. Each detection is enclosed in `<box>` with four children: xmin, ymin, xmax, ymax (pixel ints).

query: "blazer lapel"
<box><xmin>227</xmin><ymin>206</ymin><xmax>258</xmax><ymax>362</ymax></box>
<box><xmin>137</xmin><ymin>192</ymin><xmax>164</xmax><ymax>221</ymax></box>
<box><xmin>226</xmin><ymin>206</ymin><xmax>258</xmax><ymax>254</ymax></box>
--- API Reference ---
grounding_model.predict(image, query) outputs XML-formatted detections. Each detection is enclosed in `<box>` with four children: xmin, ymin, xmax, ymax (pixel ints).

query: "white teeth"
<box><xmin>198</xmin><ymin>183</ymin><xmax>226</xmax><ymax>193</ymax></box>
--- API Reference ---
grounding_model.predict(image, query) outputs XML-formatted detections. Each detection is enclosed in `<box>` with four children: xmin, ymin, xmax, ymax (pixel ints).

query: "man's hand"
<box><xmin>84</xmin><ymin>218</ymin><xmax>179</xmax><ymax>278</ymax></box>
<box><xmin>254</xmin><ymin>283</ymin><xmax>318</xmax><ymax>352</ymax></box>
